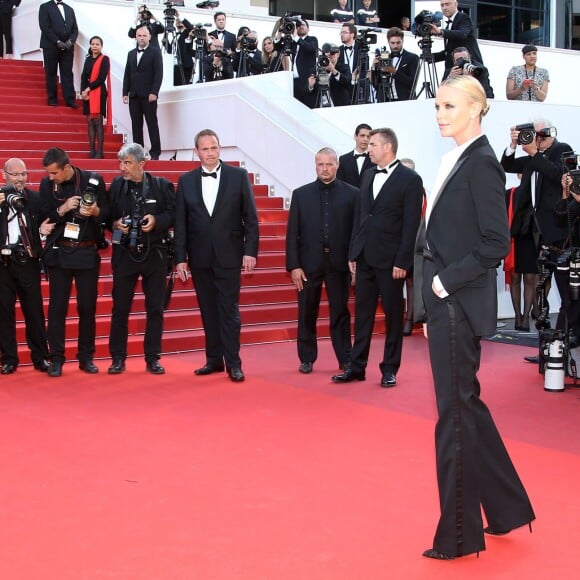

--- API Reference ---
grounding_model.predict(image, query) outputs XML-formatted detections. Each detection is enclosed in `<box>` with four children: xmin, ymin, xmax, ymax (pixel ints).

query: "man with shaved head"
<box><xmin>0</xmin><ymin>158</ymin><xmax>52</xmax><ymax>374</ymax></box>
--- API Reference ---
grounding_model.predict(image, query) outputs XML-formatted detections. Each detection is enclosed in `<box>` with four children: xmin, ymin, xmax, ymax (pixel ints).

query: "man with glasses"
<box><xmin>501</xmin><ymin>120</ymin><xmax>574</xmax><ymax>362</ymax></box>
<box><xmin>0</xmin><ymin>159</ymin><xmax>52</xmax><ymax>374</ymax></box>
<box><xmin>39</xmin><ymin>148</ymin><xmax>108</xmax><ymax>377</ymax></box>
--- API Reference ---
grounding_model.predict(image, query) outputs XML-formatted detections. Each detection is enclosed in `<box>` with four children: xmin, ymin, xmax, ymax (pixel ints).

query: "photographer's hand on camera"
<box><xmin>56</xmin><ymin>195</ymin><xmax>81</xmax><ymax>218</ymax></box>
<box><xmin>140</xmin><ymin>214</ymin><xmax>156</xmax><ymax>233</ymax></box>
<box><xmin>78</xmin><ymin>200</ymin><xmax>100</xmax><ymax>219</ymax></box>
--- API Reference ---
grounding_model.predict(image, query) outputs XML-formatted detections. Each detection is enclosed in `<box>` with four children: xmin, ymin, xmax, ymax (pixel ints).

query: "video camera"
<box><xmin>454</xmin><ymin>57</ymin><xmax>484</xmax><ymax>78</ymax></box>
<box><xmin>374</xmin><ymin>47</ymin><xmax>393</xmax><ymax>69</ymax></box>
<box><xmin>356</xmin><ymin>28</ymin><xmax>379</xmax><ymax>51</ymax></box>
<box><xmin>515</xmin><ymin>123</ymin><xmax>557</xmax><ymax>146</ymax></box>
<box><xmin>0</xmin><ymin>184</ymin><xmax>27</xmax><ymax>212</ymax></box>
<box><xmin>413</xmin><ymin>10</ymin><xmax>442</xmax><ymax>37</ymax></box>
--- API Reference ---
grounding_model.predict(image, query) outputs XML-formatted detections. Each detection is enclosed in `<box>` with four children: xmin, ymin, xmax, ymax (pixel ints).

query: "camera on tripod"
<box><xmin>356</xmin><ymin>28</ymin><xmax>379</xmax><ymax>51</ymax></box>
<box><xmin>1</xmin><ymin>184</ymin><xmax>27</xmax><ymax>212</ymax></box>
<box><xmin>514</xmin><ymin>123</ymin><xmax>557</xmax><ymax>146</ymax></box>
<box><xmin>374</xmin><ymin>47</ymin><xmax>392</xmax><ymax>69</ymax></box>
<box><xmin>413</xmin><ymin>10</ymin><xmax>442</xmax><ymax>37</ymax></box>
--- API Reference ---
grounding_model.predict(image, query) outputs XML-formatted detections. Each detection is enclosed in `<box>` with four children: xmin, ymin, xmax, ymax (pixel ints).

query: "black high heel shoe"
<box><xmin>422</xmin><ymin>548</ymin><xmax>454</xmax><ymax>560</ymax></box>
<box><xmin>484</xmin><ymin>522</ymin><xmax>533</xmax><ymax>536</ymax></box>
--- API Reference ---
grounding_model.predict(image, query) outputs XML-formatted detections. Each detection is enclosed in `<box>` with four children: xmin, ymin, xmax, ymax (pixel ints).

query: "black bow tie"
<box><xmin>375</xmin><ymin>168</ymin><xmax>388</xmax><ymax>174</ymax></box>
<box><xmin>446</xmin><ymin>19</ymin><xmax>452</xmax><ymax>27</ymax></box>
<box><xmin>354</xmin><ymin>153</ymin><xmax>367</xmax><ymax>159</ymax></box>
<box><xmin>345</xmin><ymin>46</ymin><xmax>353</xmax><ymax>51</ymax></box>
<box><xmin>56</xmin><ymin>1</ymin><xmax>63</xmax><ymax>4</ymax></box>
<box><xmin>201</xmin><ymin>170</ymin><xmax>218</xmax><ymax>178</ymax></box>
<box><xmin>137</xmin><ymin>48</ymin><xmax>145</xmax><ymax>53</ymax></box>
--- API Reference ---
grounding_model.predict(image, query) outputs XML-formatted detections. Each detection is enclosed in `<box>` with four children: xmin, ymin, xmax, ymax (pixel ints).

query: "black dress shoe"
<box><xmin>524</xmin><ymin>355</ymin><xmax>540</xmax><ymax>364</ymax></box>
<box><xmin>1</xmin><ymin>363</ymin><xmax>17</xmax><ymax>375</ymax></box>
<box><xmin>48</xmin><ymin>361</ymin><xmax>63</xmax><ymax>377</ymax></box>
<box><xmin>79</xmin><ymin>360</ymin><xmax>99</xmax><ymax>374</ymax></box>
<box><xmin>331</xmin><ymin>369</ymin><xmax>365</xmax><ymax>383</ymax></box>
<box><xmin>194</xmin><ymin>363</ymin><xmax>225</xmax><ymax>376</ymax></box>
<box><xmin>146</xmin><ymin>360</ymin><xmax>165</xmax><ymax>374</ymax></box>
<box><xmin>299</xmin><ymin>362</ymin><xmax>313</xmax><ymax>374</ymax></box>
<box><xmin>67</xmin><ymin>102</ymin><xmax>79</xmax><ymax>109</ymax></box>
<box><xmin>380</xmin><ymin>372</ymin><xmax>397</xmax><ymax>388</ymax></box>
<box><xmin>34</xmin><ymin>360</ymin><xmax>50</xmax><ymax>372</ymax></box>
<box><xmin>422</xmin><ymin>548</ymin><xmax>455</xmax><ymax>560</ymax></box>
<box><xmin>108</xmin><ymin>359</ymin><xmax>126</xmax><ymax>375</ymax></box>
<box><xmin>228</xmin><ymin>367</ymin><xmax>245</xmax><ymax>382</ymax></box>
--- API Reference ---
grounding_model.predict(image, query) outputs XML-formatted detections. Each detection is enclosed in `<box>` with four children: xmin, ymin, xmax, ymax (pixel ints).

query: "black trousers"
<box><xmin>349</xmin><ymin>256</ymin><xmax>405</xmax><ymax>375</ymax></box>
<box><xmin>42</xmin><ymin>46</ymin><xmax>75</xmax><ymax>105</ymax></box>
<box><xmin>47</xmin><ymin>265</ymin><xmax>99</xmax><ymax>363</ymax></box>
<box><xmin>297</xmin><ymin>254</ymin><xmax>351</xmax><ymax>366</ymax></box>
<box><xmin>422</xmin><ymin>259</ymin><xmax>535</xmax><ymax>557</ymax></box>
<box><xmin>109</xmin><ymin>247</ymin><xmax>167</xmax><ymax>362</ymax></box>
<box><xmin>0</xmin><ymin>13</ymin><xmax>14</xmax><ymax>55</ymax></box>
<box><xmin>191</xmin><ymin>264</ymin><xmax>242</xmax><ymax>370</ymax></box>
<box><xmin>129</xmin><ymin>96</ymin><xmax>161</xmax><ymax>158</ymax></box>
<box><xmin>0</xmin><ymin>259</ymin><xmax>48</xmax><ymax>366</ymax></box>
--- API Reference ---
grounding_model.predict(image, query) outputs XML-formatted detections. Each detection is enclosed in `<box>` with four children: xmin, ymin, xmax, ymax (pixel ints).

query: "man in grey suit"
<box><xmin>122</xmin><ymin>25</ymin><xmax>163</xmax><ymax>160</ymax></box>
<box><xmin>174</xmin><ymin>129</ymin><xmax>259</xmax><ymax>382</ymax></box>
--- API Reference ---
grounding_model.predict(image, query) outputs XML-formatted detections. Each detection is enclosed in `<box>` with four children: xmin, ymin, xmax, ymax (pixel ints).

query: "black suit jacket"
<box><xmin>232</xmin><ymin>49</ymin><xmax>263</xmax><ymax>76</ymax></box>
<box><xmin>38</xmin><ymin>0</ymin><xmax>78</xmax><ymax>49</ymax></box>
<box><xmin>390</xmin><ymin>50</ymin><xmax>419</xmax><ymax>100</ymax></box>
<box><xmin>501</xmin><ymin>140</ymin><xmax>571</xmax><ymax>244</ymax></box>
<box><xmin>0</xmin><ymin>0</ymin><xmax>20</xmax><ymax>15</ymax></box>
<box><xmin>337</xmin><ymin>151</ymin><xmax>375</xmax><ymax>188</ymax></box>
<box><xmin>286</xmin><ymin>178</ymin><xmax>358</xmax><ymax>274</ymax></box>
<box><xmin>350</xmin><ymin>163</ymin><xmax>423</xmax><ymax>271</ymax></box>
<box><xmin>209</xmin><ymin>29</ymin><xmax>237</xmax><ymax>52</ymax></box>
<box><xmin>123</xmin><ymin>45</ymin><xmax>163</xmax><ymax>98</ymax></box>
<box><xmin>416</xmin><ymin>136</ymin><xmax>510</xmax><ymax>335</ymax></box>
<box><xmin>174</xmin><ymin>163</ymin><xmax>259</xmax><ymax>269</ymax></box>
<box><xmin>435</xmin><ymin>11</ymin><xmax>484</xmax><ymax>78</ymax></box>
<box><xmin>0</xmin><ymin>188</ymin><xmax>43</xmax><ymax>258</ymax></box>
<box><xmin>338</xmin><ymin>43</ymin><xmax>360</xmax><ymax>76</ymax></box>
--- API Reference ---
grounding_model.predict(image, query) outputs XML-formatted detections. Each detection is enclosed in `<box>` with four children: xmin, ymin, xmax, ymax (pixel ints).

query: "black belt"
<box><xmin>423</xmin><ymin>248</ymin><xmax>433</xmax><ymax>261</ymax></box>
<box><xmin>58</xmin><ymin>240</ymin><xmax>96</xmax><ymax>248</ymax></box>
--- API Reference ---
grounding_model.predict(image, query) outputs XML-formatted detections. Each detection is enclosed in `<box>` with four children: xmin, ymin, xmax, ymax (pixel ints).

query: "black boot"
<box><xmin>87</xmin><ymin>117</ymin><xmax>96</xmax><ymax>158</ymax></box>
<box><xmin>95</xmin><ymin>116</ymin><xmax>104</xmax><ymax>158</ymax></box>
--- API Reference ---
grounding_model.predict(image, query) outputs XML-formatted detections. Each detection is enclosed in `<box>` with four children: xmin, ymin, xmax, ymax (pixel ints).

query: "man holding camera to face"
<box><xmin>305</xmin><ymin>43</ymin><xmax>351</xmax><ymax>108</ymax></box>
<box><xmin>129</xmin><ymin>4</ymin><xmax>165</xmax><ymax>49</ymax></box>
<box><xmin>0</xmin><ymin>158</ymin><xmax>51</xmax><ymax>375</ymax></box>
<box><xmin>107</xmin><ymin>143</ymin><xmax>175</xmax><ymax>376</ymax></box>
<box><xmin>501</xmin><ymin>120</ymin><xmax>574</xmax><ymax>358</ymax></box>
<box><xmin>448</xmin><ymin>46</ymin><xmax>494</xmax><ymax>98</ymax></box>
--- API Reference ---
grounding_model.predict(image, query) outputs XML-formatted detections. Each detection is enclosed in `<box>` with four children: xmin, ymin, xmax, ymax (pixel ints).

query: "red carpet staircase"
<box><xmin>4</xmin><ymin>59</ymin><xmax>348</xmax><ymax>364</ymax></box>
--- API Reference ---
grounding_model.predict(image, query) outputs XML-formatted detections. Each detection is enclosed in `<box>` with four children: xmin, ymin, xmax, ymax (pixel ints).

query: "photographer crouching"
<box><xmin>0</xmin><ymin>159</ymin><xmax>52</xmax><ymax>375</ymax></box>
<box><xmin>448</xmin><ymin>46</ymin><xmax>494</xmax><ymax>98</ymax></box>
<box><xmin>501</xmin><ymin>121</ymin><xmax>576</xmax><ymax>366</ymax></box>
<box><xmin>107</xmin><ymin>143</ymin><xmax>175</xmax><ymax>375</ymax></box>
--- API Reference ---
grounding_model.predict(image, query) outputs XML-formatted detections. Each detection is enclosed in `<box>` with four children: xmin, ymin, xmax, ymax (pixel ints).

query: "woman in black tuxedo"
<box><xmin>417</xmin><ymin>75</ymin><xmax>535</xmax><ymax>560</ymax></box>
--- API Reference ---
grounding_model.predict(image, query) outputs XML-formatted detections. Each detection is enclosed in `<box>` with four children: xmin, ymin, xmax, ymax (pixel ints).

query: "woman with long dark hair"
<box><xmin>80</xmin><ymin>35</ymin><xmax>109</xmax><ymax>158</ymax></box>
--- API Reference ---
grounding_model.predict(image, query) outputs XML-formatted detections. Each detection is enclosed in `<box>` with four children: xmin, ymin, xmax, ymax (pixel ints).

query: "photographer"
<box><xmin>501</xmin><ymin>121</ymin><xmax>573</xmax><ymax>359</ymax></box>
<box><xmin>128</xmin><ymin>4</ymin><xmax>165</xmax><ymax>49</ymax></box>
<box><xmin>232</xmin><ymin>30</ymin><xmax>262</xmax><ymax>77</ymax></box>
<box><xmin>372</xmin><ymin>27</ymin><xmax>418</xmax><ymax>102</ymax></box>
<box><xmin>39</xmin><ymin>147</ymin><xmax>109</xmax><ymax>377</ymax></box>
<box><xmin>0</xmin><ymin>158</ymin><xmax>51</xmax><ymax>375</ymax></box>
<box><xmin>429</xmin><ymin>0</ymin><xmax>485</xmax><ymax>80</ymax></box>
<box><xmin>305</xmin><ymin>44</ymin><xmax>351</xmax><ymax>108</ymax></box>
<box><xmin>204</xmin><ymin>48</ymin><xmax>233</xmax><ymax>82</ymax></box>
<box><xmin>448</xmin><ymin>47</ymin><xmax>494</xmax><ymax>99</ymax></box>
<box><xmin>107</xmin><ymin>143</ymin><xmax>175</xmax><ymax>376</ymax></box>
<box><xmin>174</xmin><ymin>18</ymin><xmax>195</xmax><ymax>85</ymax></box>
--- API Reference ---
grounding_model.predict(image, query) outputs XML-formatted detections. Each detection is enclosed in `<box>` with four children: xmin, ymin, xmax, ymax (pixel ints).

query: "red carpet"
<box><xmin>1</xmin><ymin>336</ymin><xmax>579</xmax><ymax>579</ymax></box>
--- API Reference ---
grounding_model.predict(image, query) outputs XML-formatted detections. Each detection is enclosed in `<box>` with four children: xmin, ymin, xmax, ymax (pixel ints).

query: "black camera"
<box><xmin>240</xmin><ymin>33</ymin><xmax>257</xmax><ymax>52</ymax></box>
<box><xmin>1</xmin><ymin>243</ymin><xmax>30</xmax><ymax>265</ymax></box>
<box><xmin>138</xmin><ymin>5</ymin><xmax>152</xmax><ymax>22</ymax></box>
<box><xmin>414</xmin><ymin>10</ymin><xmax>442</xmax><ymax>36</ymax></box>
<box><xmin>318</xmin><ymin>54</ymin><xmax>329</xmax><ymax>68</ymax></box>
<box><xmin>81</xmin><ymin>177</ymin><xmax>99</xmax><ymax>206</ymax></box>
<box><xmin>356</xmin><ymin>28</ymin><xmax>378</xmax><ymax>50</ymax></box>
<box><xmin>375</xmin><ymin>47</ymin><xmax>392</xmax><ymax>69</ymax></box>
<box><xmin>163</xmin><ymin>1</ymin><xmax>177</xmax><ymax>18</ymax></box>
<box><xmin>515</xmin><ymin>123</ymin><xmax>536</xmax><ymax>145</ymax></box>
<box><xmin>1</xmin><ymin>184</ymin><xmax>27</xmax><ymax>212</ymax></box>
<box><xmin>562</xmin><ymin>152</ymin><xmax>580</xmax><ymax>196</ymax></box>
<box><xmin>454</xmin><ymin>57</ymin><xmax>484</xmax><ymax>78</ymax></box>
<box><xmin>570</xmin><ymin>250</ymin><xmax>580</xmax><ymax>301</ymax></box>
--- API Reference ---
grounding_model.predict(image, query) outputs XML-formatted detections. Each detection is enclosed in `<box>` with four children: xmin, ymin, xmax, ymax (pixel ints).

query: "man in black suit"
<box><xmin>501</xmin><ymin>120</ymin><xmax>574</xmax><ymax>358</ymax></box>
<box><xmin>123</xmin><ymin>25</ymin><xmax>163</xmax><ymax>160</ymax></box>
<box><xmin>208</xmin><ymin>11</ymin><xmax>236</xmax><ymax>52</ymax></box>
<box><xmin>372</xmin><ymin>27</ymin><xmax>419</xmax><ymax>102</ymax></box>
<box><xmin>337</xmin><ymin>123</ymin><xmax>375</xmax><ymax>188</ymax></box>
<box><xmin>286</xmin><ymin>148</ymin><xmax>358</xmax><ymax>374</ymax></box>
<box><xmin>304</xmin><ymin>44</ymin><xmax>351</xmax><ymax>108</ymax></box>
<box><xmin>448</xmin><ymin>47</ymin><xmax>494</xmax><ymax>98</ymax></box>
<box><xmin>338</xmin><ymin>23</ymin><xmax>359</xmax><ymax>79</ymax></box>
<box><xmin>107</xmin><ymin>143</ymin><xmax>175</xmax><ymax>376</ymax></box>
<box><xmin>430</xmin><ymin>0</ymin><xmax>485</xmax><ymax>80</ymax></box>
<box><xmin>232</xmin><ymin>30</ymin><xmax>263</xmax><ymax>77</ymax></box>
<box><xmin>174</xmin><ymin>129</ymin><xmax>259</xmax><ymax>382</ymax></box>
<box><xmin>38</xmin><ymin>0</ymin><xmax>78</xmax><ymax>108</ymax></box>
<box><xmin>0</xmin><ymin>158</ymin><xmax>50</xmax><ymax>375</ymax></box>
<box><xmin>332</xmin><ymin>128</ymin><xmax>423</xmax><ymax>387</ymax></box>
<box><xmin>39</xmin><ymin>147</ymin><xmax>109</xmax><ymax>377</ymax></box>
<box><xmin>174</xmin><ymin>18</ymin><xmax>195</xmax><ymax>85</ymax></box>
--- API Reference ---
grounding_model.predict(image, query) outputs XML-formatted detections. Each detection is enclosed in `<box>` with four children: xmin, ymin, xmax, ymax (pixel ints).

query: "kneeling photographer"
<box><xmin>0</xmin><ymin>158</ymin><xmax>51</xmax><ymax>375</ymax></box>
<box><xmin>501</xmin><ymin>121</ymin><xmax>575</xmax><ymax>363</ymax></box>
<box><xmin>304</xmin><ymin>44</ymin><xmax>351</xmax><ymax>108</ymax></box>
<box><xmin>107</xmin><ymin>143</ymin><xmax>175</xmax><ymax>375</ymax></box>
<box><xmin>448</xmin><ymin>47</ymin><xmax>494</xmax><ymax>99</ymax></box>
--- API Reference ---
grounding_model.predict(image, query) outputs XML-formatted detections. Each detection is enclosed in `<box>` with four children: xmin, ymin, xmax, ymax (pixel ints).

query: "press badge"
<box><xmin>64</xmin><ymin>222</ymin><xmax>80</xmax><ymax>239</ymax></box>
